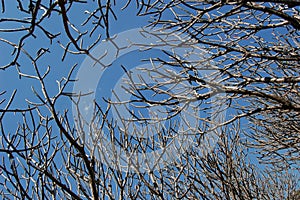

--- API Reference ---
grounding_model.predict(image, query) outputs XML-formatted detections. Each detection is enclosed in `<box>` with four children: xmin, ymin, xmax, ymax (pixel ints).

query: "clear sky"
<box><xmin>0</xmin><ymin>0</ymin><xmax>258</xmax><ymax>169</ymax></box>
<box><xmin>0</xmin><ymin>1</ymin><xmax>184</xmax><ymax>174</ymax></box>
<box><xmin>2</xmin><ymin>2</ymin><xmax>292</xmax><ymax>197</ymax></box>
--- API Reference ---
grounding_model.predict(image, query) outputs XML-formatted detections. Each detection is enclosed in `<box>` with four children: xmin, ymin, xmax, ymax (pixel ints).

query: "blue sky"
<box><xmin>0</xmin><ymin>2</ymin><xmax>147</xmax><ymax>124</ymax></box>
<box><xmin>0</xmin><ymin>1</ymin><xmax>178</xmax><ymax>176</ymax></box>
<box><xmin>0</xmin><ymin>2</ymin><xmax>153</xmax><ymax>195</ymax></box>
<box><xmin>2</xmin><ymin>1</ymin><xmax>297</xmax><ymax>198</ymax></box>
<box><xmin>0</xmin><ymin>0</ymin><xmax>256</xmax><ymax>167</ymax></box>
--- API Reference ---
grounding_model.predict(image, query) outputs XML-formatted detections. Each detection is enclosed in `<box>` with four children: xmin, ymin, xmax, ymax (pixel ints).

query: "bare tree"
<box><xmin>0</xmin><ymin>0</ymin><xmax>299</xmax><ymax>199</ymax></box>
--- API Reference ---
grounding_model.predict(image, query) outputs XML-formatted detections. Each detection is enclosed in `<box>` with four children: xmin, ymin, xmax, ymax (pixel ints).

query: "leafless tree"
<box><xmin>0</xmin><ymin>0</ymin><xmax>299</xmax><ymax>199</ymax></box>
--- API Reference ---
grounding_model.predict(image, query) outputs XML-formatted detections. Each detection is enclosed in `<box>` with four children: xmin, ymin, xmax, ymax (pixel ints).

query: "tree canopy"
<box><xmin>0</xmin><ymin>0</ymin><xmax>299</xmax><ymax>199</ymax></box>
